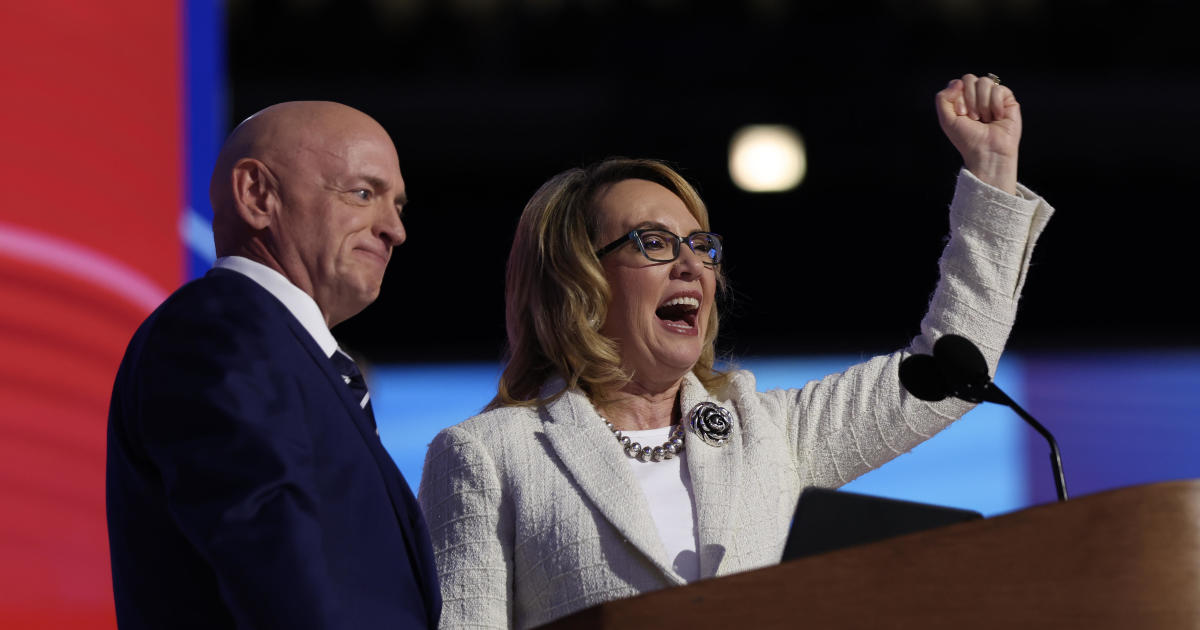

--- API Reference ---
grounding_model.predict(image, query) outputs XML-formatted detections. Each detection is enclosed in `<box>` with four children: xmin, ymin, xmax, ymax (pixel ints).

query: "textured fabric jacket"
<box><xmin>419</xmin><ymin>170</ymin><xmax>1054</xmax><ymax>629</ymax></box>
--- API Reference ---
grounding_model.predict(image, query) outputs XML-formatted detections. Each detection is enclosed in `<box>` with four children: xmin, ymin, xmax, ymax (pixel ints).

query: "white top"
<box><xmin>621</xmin><ymin>427</ymin><xmax>700</xmax><ymax>582</ymax></box>
<box><xmin>213</xmin><ymin>256</ymin><xmax>338</xmax><ymax>357</ymax></box>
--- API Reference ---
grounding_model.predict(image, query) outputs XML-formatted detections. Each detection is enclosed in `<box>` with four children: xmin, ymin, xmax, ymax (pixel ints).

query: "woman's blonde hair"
<box><xmin>488</xmin><ymin>158</ymin><xmax>729</xmax><ymax>409</ymax></box>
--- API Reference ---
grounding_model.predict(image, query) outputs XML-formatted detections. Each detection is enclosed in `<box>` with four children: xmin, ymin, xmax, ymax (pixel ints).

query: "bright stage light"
<box><xmin>728</xmin><ymin>124</ymin><xmax>807</xmax><ymax>192</ymax></box>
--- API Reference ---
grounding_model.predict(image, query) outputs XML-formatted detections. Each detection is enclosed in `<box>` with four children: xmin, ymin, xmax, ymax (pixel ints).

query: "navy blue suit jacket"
<box><xmin>107</xmin><ymin>269</ymin><xmax>440</xmax><ymax>629</ymax></box>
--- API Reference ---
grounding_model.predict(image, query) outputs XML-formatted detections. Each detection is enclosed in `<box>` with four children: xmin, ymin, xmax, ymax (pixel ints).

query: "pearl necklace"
<box><xmin>603</xmin><ymin>419</ymin><xmax>685</xmax><ymax>463</ymax></box>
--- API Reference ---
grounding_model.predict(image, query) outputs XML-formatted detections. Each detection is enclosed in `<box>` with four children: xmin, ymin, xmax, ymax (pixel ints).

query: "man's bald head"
<box><xmin>209</xmin><ymin>101</ymin><xmax>407</xmax><ymax>327</ymax></box>
<box><xmin>210</xmin><ymin>101</ymin><xmax>392</xmax><ymax>246</ymax></box>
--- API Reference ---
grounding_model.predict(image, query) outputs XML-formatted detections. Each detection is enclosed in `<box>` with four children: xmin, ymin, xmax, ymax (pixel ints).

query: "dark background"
<box><xmin>226</xmin><ymin>0</ymin><xmax>1199</xmax><ymax>363</ymax></box>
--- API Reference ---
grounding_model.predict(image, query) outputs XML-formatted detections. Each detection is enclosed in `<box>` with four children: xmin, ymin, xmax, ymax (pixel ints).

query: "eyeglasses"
<box><xmin>595</xmin><ymin>228</ymin><xmax>724</xmax><ymax>265</ymax></box>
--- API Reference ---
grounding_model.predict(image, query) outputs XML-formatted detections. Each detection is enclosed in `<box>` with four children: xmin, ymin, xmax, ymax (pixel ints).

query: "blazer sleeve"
<box><xmin>127</xmin><ymin>302</ymin><xmax>348</xmax><ymax>629</ymax></box>
<box><xmin>760</xmin><ymin>169</ymin><xmax>1055</xmax><ymax>488</ymax></box>
<box><xmin>419</xmin><ymin>426</ymin><xmax>513</xmax><ymax>630</ymax></box>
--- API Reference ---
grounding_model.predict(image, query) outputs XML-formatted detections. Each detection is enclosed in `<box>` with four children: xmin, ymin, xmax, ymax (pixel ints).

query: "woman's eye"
<box><xmin>641</xmin><ymin>234</ymin><xmax>669</xmax><ymax>250</ymax></box>
<box><xmin>690</xmin><ymin>234</ymin><xmax>716</xmax><ymax>251</ymax></box>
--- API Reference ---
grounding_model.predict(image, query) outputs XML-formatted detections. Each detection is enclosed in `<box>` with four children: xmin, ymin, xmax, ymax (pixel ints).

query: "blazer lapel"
<box><xmin>281</xmin><ymin>308</ymin><xmax>382</xmax><ymax>455</ymax></box>
<box><xmin>284</xmin><ymin>316</ymin><xmax>412</xmax><ymax>501</ymax></box>
<box><xmin>211</xmin><ymin>270</ymin><xmax>440</xmax><ymax>618</ymax></box>
<box><xmin>281</xmin><ymin>306</ymin><xmax>442</xmax><ymax>610</ymax></box>
<box><xmin>679</xmin><ymin>373</ymin><xmax>743</xmax><ymax>579</ymax></box>
<box><xmin>539</xmin><ymin>381</ymin><xmax>682</xmax><ymax>584</ymax></box>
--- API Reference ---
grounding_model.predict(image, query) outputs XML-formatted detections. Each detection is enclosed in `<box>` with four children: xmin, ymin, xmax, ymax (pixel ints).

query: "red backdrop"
<box><xmin>0</xmin><ymin>1</ymin><xmax>182</xmax><ymax>626</ymax></box>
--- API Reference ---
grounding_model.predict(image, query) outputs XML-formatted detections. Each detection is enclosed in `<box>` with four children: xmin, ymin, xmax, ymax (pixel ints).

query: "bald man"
<box><xmin>106</xmin><ymin>102</ymin><xmax>440</xmax><ymax>629</ymax></box>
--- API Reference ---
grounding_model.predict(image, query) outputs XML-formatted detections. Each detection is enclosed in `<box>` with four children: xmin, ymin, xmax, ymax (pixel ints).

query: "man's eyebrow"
<box><xmin>358</xmin><ymin>175</ymin><xmax>388</xmax><ymax>190</ymax></box>
<box><xmin>354</xmin><ymin>175</ymin><xmax>408</xmax><ymax>207</ymax></box>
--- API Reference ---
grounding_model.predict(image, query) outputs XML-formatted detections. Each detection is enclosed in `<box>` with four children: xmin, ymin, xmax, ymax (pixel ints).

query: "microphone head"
<box><xmin>899</xmin><ymin>354</ymin><xmax>949</xmax><ymax>402</ymax></box>
<box><xmin>933</xmin><ymin>334</ymin><xmax>991</xmax><ymax>403</ymax></box>
<box><xmin>933</xmin><ymin>334</ymin><xmax>988</xmax><ymax>376</ymax></box>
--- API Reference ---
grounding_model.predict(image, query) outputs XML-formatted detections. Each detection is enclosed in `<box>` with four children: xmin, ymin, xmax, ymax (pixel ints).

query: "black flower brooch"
<box><xmin>689</xmin><ymin>402</ymin><xmax>733</xmax><ymax>447</ymax></box>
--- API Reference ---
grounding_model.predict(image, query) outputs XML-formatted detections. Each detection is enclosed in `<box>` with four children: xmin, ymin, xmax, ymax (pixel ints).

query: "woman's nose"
<box><xmin>672</xmin><ymin>245</ymin><xmax>706</xmax><ymax>277</ymax></box>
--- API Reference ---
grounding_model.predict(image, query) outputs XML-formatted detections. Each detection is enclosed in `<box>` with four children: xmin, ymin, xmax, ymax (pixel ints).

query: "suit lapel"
<box><xmin>678</xmin><ymin>373</ymin><xmax>743</xmax><ymax>578</ymax></box>
<box><xmin>539</xmin><ymin>381</ymin><xmax>681</xmax><ymax>583</ymax></box>
<box><xmin>277</xmin><ymin>292</ymin><xmax>442</xmax><ymax>613</ymax></box>
<box><xmin>212</xmin><ymin>270</ymin><xmax>395</xmax><ymax>479</ymax></box>
<box><xmin>274</xmin><ymin>293</ymin><xmax>382</xmax><ymax>458</ymax></box>
<box><xmin>208</xmin><ymin>269</ymin><xmax>440</xmax><ymax>619</ymax></box>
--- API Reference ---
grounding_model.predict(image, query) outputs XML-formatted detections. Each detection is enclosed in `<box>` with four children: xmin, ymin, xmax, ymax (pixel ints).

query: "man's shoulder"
<box><xmin>139</xmin><ymin>271</ymin><xmax>285</xmax><ymax>334</ymax></box>
<box><xmin>112</xmin><ymin>270</ymin><xmax>331</xmax><ymax>413</ymax></box>
<box><xmin>164</xmin><ymin>269</ymin><xmax>273</xmax><ymax>311</ymax></box>
<box><xmin>122</xmin><ymin>270</ymin><xmax>305</xmax><ymax>369</ymax></box>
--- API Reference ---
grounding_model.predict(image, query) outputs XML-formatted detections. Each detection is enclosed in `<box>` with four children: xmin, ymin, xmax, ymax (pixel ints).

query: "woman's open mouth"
<box><xmin>655</xmin><ymin>295</ymin><xmax>700</xmax><ymax>335</ymax></box>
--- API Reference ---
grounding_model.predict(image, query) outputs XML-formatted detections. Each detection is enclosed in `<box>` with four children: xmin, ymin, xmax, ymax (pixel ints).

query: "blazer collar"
<box><xmin>539</xmin><ymin>372</ymin><xmax>744</xmax><ymax>583</ymax></box>
<box><xmin>199</xmin><ymin>272</ymin><xmax>441</xmax><ymax>616</ymax></box>
<box><xmin>279</xmin><ymin>304</ymin><xmax>442</xmax><ymax>609</ymax></box>
<box><xmin>208</xmin><ymin>259</ymin><xmax>337</xmax><ymax>356</ymax></box>
<box><xmin>539</xmin><ymin>378</ymin><xmax>682</xmax><ymax>584</ymax></box>
<box><xmin>677</xmin><ymin>373</ymin><xmax>743</xmax><ymax>578</ymax></box>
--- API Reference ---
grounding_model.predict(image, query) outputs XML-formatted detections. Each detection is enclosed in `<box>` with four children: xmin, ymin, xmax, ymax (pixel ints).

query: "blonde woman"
<box><xmin>419</xmin><ymin>74</ymin><xmax>1054</xmax><ymax>629</ymax></box>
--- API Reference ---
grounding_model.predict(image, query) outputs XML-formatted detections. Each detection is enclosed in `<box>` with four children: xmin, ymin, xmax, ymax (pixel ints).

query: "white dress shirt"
<box><xmin>213</xmin><ymin>256</ymin><xmax>338</xmax><ymax>357</ymax></box>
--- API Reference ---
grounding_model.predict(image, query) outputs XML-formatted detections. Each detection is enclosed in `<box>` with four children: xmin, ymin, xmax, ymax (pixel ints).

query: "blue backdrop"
<box><xmin>369</xmin><ymin>352</ymin><xmax>1200</xmax><ymax>517</ymax></box>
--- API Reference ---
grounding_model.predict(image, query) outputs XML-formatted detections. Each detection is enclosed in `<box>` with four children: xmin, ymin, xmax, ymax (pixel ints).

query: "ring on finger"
<box><xmin>985</xmin><ymin>72</ymin><xmax>1001</xmax><ymax>85</ymax></box>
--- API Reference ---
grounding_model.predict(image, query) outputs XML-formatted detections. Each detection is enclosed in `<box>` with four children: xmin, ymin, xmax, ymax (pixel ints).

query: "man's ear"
<box><xmin>230</xmin><ymin>158</ymin><xmax>279</xmax><ymax>230</ymax></box>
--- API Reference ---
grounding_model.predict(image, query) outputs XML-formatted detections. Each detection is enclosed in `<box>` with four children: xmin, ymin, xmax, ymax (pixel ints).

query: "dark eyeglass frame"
<box><xmin>595</xmin><ymin>228</ymin><xmax>724</xmax><ymax>265</ymax></box>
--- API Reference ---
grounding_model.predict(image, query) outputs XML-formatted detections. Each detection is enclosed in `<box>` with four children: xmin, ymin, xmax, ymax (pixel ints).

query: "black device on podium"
<box><xmin>781</xmin><ymin>487</ymin><xmax>982</xmax><ymax>561</ymax></box>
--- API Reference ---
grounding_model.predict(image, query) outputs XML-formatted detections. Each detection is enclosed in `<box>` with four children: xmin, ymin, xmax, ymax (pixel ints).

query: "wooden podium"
<box><xmin>540</xmin><ymin>480</ymin><xmax>1200</xmax><ymax>629</ymax></box>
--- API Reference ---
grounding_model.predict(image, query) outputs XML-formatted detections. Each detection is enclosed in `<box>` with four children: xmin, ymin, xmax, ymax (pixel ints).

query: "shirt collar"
<box><xmin>213</xmin><ymin>256</ymin><xmax>340</xmax><ymax>357</ymax></box>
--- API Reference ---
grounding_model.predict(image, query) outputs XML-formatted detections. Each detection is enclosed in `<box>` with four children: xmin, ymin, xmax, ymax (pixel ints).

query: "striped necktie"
<box><xmin>330</xmin><ymin>349</ymin><xmax>376</xmax><ymax>430</ymax></box>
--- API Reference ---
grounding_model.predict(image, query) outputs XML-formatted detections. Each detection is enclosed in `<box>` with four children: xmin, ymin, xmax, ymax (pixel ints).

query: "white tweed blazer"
<box><xmin>418</xmin><ymin>170</ymin><xmax>1054</xmax><ymax>629</ymax></box>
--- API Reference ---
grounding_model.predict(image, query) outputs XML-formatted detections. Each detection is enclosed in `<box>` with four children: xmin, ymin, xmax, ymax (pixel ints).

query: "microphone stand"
<box><xmin>902</xmin><ymin>334</ymin><xmax>1071</xmax><ymax>503</ymax></box>
<box><xmin>982</xmin><ymin>383</ymin><xmax>1069</xmax><ymax>502</ymax></box>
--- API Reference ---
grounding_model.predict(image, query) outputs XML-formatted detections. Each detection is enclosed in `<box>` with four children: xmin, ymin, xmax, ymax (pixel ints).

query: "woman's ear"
<box><xmin>230</xmin><ymin>157</ymin><xmax>279</xmax><ymax>230</ymax></box>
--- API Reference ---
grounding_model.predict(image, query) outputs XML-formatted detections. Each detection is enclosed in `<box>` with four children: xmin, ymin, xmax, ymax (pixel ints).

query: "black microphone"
<box><xmin>899</xmin><ymin>334</ymin><xmax>1069</xmax><ymax>502</ymax></box>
